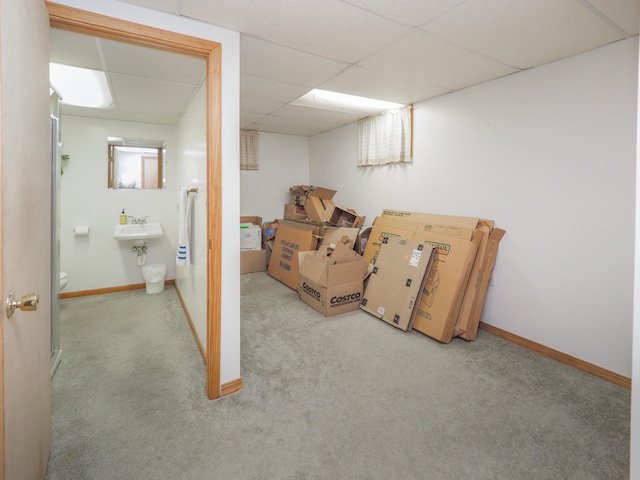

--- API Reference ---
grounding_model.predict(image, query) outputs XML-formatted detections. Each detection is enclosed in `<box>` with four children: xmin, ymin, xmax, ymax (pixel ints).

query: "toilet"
<box><xmin>142</xmin><ymin>263</ymin><xmax>166</xmax><ymax>294</ymax></box>
<box><xmin>60</xmin><ymin>272</ymin><xmax>69</xmax><ymax>292</ymax></box>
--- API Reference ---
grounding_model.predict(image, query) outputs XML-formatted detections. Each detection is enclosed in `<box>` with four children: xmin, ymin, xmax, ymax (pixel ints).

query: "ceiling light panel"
<box><xmin>50</xmin><ymin>63</ymin><xmax>113</xmax><ymax>108</ymax></box>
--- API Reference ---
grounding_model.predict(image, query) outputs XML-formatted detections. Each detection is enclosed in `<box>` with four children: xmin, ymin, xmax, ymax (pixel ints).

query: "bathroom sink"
<box><xmin>114</xmin><ymin>222</ymin><xmax>163</xmax><ymax>241</ymax></box>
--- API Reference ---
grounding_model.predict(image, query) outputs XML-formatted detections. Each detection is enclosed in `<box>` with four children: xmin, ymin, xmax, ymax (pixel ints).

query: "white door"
<box><xmin>0</xmin><ymin>0</ymin><xmax>53</xmax><ymax>479</ymax></box>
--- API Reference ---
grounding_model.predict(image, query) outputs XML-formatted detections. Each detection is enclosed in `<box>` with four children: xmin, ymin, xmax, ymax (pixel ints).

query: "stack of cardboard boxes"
<box><xmin>266</xmin><ymin>185</ymin><xmax>365</xmax><ymax>290</ymax></box>
<box><xmin>242</xmin><ymin>186</ymin><xmax>505</xmax><ymax>344</ymax></box>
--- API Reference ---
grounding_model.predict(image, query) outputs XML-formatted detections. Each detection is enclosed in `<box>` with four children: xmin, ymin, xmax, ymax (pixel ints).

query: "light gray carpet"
<box><xmin>46</xmin><ymin>273</ymin><xmax>631</xmax><ymax>480</ymax></box>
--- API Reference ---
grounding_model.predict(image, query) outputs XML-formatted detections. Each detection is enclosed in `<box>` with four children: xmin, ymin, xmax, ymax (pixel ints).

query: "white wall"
<box><xmin>60</xmin><ymin>116</ymin><xmax>178</xmax><ymax>291</ymax></box>
<box><xmin>240</xmin><ymin>132</ymin><xmax>310</xmax><ymax>222</ymax></box>
<box><xmin>51</xmin><ymin>0</ymin><xmax>241</xmax><ymax>386</ymax></box>
<box><xmin>311</xmin><ymin>38</ymin><xmax>638</xmax><ymax>378</ymax></box>
<box><xmin>175</xmin><ymin>84</ymin><xmax>208</xmax><ymax>352</ymax></box>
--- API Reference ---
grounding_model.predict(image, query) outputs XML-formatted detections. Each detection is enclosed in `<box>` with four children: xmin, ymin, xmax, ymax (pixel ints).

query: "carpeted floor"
<box><xmin>45</xmin><ymin>272</ymin><xmax>631</xmax><ymax>479</ymax></box>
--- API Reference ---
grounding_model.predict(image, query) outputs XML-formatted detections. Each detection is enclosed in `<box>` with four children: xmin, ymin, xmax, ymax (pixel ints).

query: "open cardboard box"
<box><xmin>298</xmin><ymin>238</ymin><xmax>370</xmax><ymax>317</ymax></box>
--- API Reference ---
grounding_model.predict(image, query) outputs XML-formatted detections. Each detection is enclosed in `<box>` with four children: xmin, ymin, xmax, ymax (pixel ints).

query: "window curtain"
<box><xmin>358</xmin><ymin>105</ymin><xmax>412</xmax><ymax>166</ymax></box>
<box><xmin>240</xmin><ymin>129</ymin><xmax>259</xmax><ymax>170</ymax></box>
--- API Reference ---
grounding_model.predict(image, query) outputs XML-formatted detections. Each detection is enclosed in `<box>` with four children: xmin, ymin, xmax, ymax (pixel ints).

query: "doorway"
<box><xmin>47</xmin><ymin>2</ymin><xmax>224</xmax><ymax>400</ymax></box>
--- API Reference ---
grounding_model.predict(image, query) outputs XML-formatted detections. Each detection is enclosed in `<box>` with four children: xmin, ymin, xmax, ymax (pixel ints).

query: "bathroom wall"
<box><xmin>240</xmin><ymin>132</ymin><xmax>310</xmax><ymax>222</ymax></box>
<box><xmin>60</xmin><ymin>116</ymin><xmax>178</xmax><ymax>292</ymax></box>
<box><xmin>52</xmin><ymin>0</ymin><xmax>241</xmax><ymax>388</ymax></box>
<box><xmin>175</xmin><ymin>83</ymin><xmax>207</xmax><ymax>350</ymax></box>
<box><xmin>309</xmin><ymin>38</ymin><xmax>638</xmax><ymax>378</ymax></box>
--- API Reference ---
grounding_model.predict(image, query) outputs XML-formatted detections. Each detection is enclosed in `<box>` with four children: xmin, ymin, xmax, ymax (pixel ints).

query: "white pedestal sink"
<box><xmin>114</xmin><ymin>222</ymin><xmax>163</xmax><ymax>241</ymax></box>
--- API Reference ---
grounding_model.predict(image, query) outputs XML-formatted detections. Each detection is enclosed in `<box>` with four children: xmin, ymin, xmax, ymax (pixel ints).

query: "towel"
<box><xmin>177</xmin><ymin>187</ymin><xmax>194</xmax><ymax>267</ymax></box>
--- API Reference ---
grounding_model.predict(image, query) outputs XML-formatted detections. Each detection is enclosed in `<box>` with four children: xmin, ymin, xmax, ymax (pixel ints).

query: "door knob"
<box><xmin>6</xmin><ymin>293</ymin><xmax>39</xmax><ymax>319</ymax></box>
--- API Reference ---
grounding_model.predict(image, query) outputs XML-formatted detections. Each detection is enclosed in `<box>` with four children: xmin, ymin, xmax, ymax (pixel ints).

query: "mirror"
<box><xmin>108</xmin><ymin>137</ymin><xmax>166</xmax><ymax>190</ymax></box>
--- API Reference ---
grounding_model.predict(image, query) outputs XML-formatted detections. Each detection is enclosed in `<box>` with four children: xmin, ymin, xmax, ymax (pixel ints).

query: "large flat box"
<box><xmin>268</xmin><ymin>220</ymin><xmax>320</xmax><ymax>289</ymax></box>
<box><xmin>360</xmin><ymin>238</ymin><xmax>435</xmax><ymax>331</ymax></box>
<box><xmin>362</xmin><ymin>214</ymin><xmax>481</xmax><ymax>343</ymax></box>
<box><xmin>412</xmin><ymin>230</ymin><xmax>481</xmax><ymax>343</ymax></box>
<box><xmin>298</xmin><ymin>240</ymin><xmax>370</xmax><ymax>317</ymax></box>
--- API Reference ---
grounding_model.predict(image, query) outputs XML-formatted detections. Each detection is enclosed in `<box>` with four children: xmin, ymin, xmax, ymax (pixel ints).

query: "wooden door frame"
<box><xmin>46</xmin><ymin>2</ymin><xmax>223</xmax><ymax>400</ymax></box>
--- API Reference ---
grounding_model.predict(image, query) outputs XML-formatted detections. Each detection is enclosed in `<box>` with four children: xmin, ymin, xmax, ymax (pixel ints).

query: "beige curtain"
<box><xmin>240</xmin><ymin>129</ymin><xmax>259</xmax><ymax>170</ymax></box>
<box><xmin>358</xmin><ymin>105</ymin><xmax>412</xmax><ymax>167</ymax></box>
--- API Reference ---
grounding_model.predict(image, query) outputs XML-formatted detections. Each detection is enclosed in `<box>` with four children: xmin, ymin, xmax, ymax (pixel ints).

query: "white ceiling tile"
<box><xmin>240</xmin><ymin>97</ymin><xmax>285</xmax><ymax>115</ymax></box>
<box><xmin>50</xmin><ymin>29</ymin><xmax>103</xmax><ymax>70</ymax></box>
<box><xmin>241</xmin><ymin>75</ymin><xmax>311</xmax><ymax>104</ymax></box>
<box><xmin>250</xmin><ymin>122</ymin><xmax>323</xmax><ymax>137</ymax></box>
<box><xmin>321</xmin><ymin>65</ymin><xmax>450</xmax><ymax>104</ymax></box>
<box><xmin>59</xmin><ymin>105</ymin><xmax>120</xmax><ymax>121</ymax></box>
<box><xmin>261</xmin><ymin>112</ymin><xmax>346</xmax><ymax>132</ymax></box>
<box><xmin>101</xmin><ymin>38</ymin><xmax>205</xmax><ymax>86</ymax></box>
<box><xmin>241</xmin><ymin>36</ymin><xmax>349</xmax><ymax>87</ymax></box>
<box><xmin>181</xmin><ymin>0</ymin><xmax>411</xmax><ymax>63</ymax></box>
<box><xmin>583</xmin><ymin>0</ymin><xmax>639</xmax><ymax>35</ymax></box>
<box><xmin>423</xmin><ymin>0</ymin><xmax>624</xmax><ymax>69</ymax></box>
<box><xmin>109</xmin><ymin>74</ymin><xmax>196</xmax><ymax>116</ymax></box>
<box><xmin>241</xmin><ymin>112</ymin><xmax>267</xmax><ymax>129</ymax></box>
<box><xmin>273</xmin><ymin>104</ymin><xmax>364</xmax><ymax>125</ymax></box>
<box><xmin>119</xmin><ymin>111</ymin><xmax>181</xmax><ymax>125</ymax></box>
<box><xmin>359</xmin><ymin>31</ymin><xmax>517</xmax><ymax>91</ymax></box>
<box><xmin>343</xmin><ymin>0</ymin><xmax>466</xmax><ymax>27</ymax></box>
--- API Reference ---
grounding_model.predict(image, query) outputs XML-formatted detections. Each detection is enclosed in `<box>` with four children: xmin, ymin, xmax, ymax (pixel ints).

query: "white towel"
<box><xmin>177</xmin><ymin>187</ymin><xmax>193</xmax><ymax>267</ymax></box>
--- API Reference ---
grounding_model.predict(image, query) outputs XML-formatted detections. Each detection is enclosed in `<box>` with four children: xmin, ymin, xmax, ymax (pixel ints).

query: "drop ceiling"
<box><xmin>51</xmin><ymin>0</ymin><xmax>639</xmax><ymax>137</ymax></box>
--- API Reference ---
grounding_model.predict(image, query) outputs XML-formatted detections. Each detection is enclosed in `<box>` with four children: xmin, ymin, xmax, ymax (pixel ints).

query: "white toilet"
<box><xmin>142</xmin><ymin>263</ymin><xmax>166</xmax><ymax>294</ymax></box>
<box><xmin>60</xmin><ymin>272</ymin><xmax>69</xmax><ymax>292</ymax></box>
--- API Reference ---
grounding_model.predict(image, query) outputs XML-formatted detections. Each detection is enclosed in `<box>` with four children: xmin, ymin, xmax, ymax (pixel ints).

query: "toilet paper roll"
<box><xmin>74</xmin><ymin>226</ymin><xmax>89</xmax><ymax>236</ymax></box>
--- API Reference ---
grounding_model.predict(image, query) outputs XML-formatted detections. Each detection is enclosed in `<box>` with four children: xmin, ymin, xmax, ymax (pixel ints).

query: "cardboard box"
<box><xmin>298</xmin><ymin>240</ymin><xmax>370</xmax><ymax>317</ymax></box>
<box><xmin>362</xmin><ymin>214</ymin><xmax>481</xmax><ymax>343</ymax></box>
<box><xmin>459</xmin><ymin>228</ymin><xmax>506</xmax><ymax>340</ymax></box>
<box><xmin>360</xmin><ymin>238</ymin><xmax>435</xmax><ymax>331</ymax></box>
<box><xmin>283</xmin><ymin>203</ymin><xmax>308</xmax><ymax>222</ymax></box>
<box><xmin>412</xmin><ymin>230</ymin><xmax>481</xmax><ymax>343</ymax></box>
<box><xmin>304</xmin><ymin>187</ymin><xmax>337</xmax><ymax>224</ymax></box>
<box><xmin>289</xmin><ymin>185</ymin><xmax>315</xmax><ymax>206</ymax></box>
<box><xmin>268</xmin><ymin>220</ymin><xmax>320</xmax><ymax>289</ymax></box>
<box><xmin>240</xmin><ymin>216</ymin><xmax>267</xmax><ymax>274</ymax></box>
<box><xmin>240</xmin><ymin>249</ymin><xmax>268</xmax><ymax>274</ymax></box>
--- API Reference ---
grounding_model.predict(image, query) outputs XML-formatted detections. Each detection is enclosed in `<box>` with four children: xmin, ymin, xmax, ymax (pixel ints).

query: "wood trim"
<box><xmin>60</xmin><ymin>279</ymin><xmax>175</xmax><ymax>299</ymax></box>
<box><xmin>46</xmin><ymin>2</ymin><xmax>223</xmax><ymax>401</ymax></box>
<box><xmin>221</xmin><ymin>378</ymin><xmax>244</xmax><ymax>397</ymax></box>
<box><xmin>174</xmin><ymin>284</ymin><xmax>206</xmax><ymax>364</ymax></box>
<box><xmin>206</xmin><ymin>45</ymin><xmax>223</xmax><ymax>400</ymax></box>
<box><xmin>479</xmin><ymin>322</ymin><xmax>631</xmax><ymax>389</ymax></box>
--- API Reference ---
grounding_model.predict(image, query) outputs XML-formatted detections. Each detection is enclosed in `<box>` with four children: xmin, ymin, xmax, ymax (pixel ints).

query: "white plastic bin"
<box><xmin>142</xmin><ymin>263</ymin><xmax>166</xmax><ymax>294</ymax></box>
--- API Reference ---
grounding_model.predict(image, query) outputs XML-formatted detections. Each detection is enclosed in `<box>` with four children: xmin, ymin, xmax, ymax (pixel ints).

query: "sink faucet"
<box><xmin>129</xmin><ymin>216</ymin><xmax>150</xmax><ymax>224</ymax></box>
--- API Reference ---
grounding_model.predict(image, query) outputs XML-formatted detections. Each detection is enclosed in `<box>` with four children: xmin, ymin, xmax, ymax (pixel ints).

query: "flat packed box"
<box><xmin>360</xmin><ymin>238</ymin><xmax>435</xmax><ymax>331</ymax></box>
<box><xmin>268</xmin><ymin>220</ymin><xmax>320</xmax><ymax>289</ymax></box>
<box><xmin>362</xmin><ymin>214</ymin><xmax>481</xmax><ymax>343</ymax></box>
<box><xmin>298</xmin><ymin>240</ymin><xmax>370</xmax><ymax>317</ymax></box>
<box><xmin>240</xmin><ymin>216</ymin><xmax>268</xmax><ymax>274</ymax></box>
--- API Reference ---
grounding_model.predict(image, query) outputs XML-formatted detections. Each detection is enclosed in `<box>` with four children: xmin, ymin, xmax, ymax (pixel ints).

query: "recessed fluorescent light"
<box><xmin>291</xmin><ymin>89</ymin><xmax>403</xmax><ymax>115</ymax></box>
<box><xmin>50</xmin><ymin>63</ymin><xmax>113</xmax><ymax>109</ymax></box>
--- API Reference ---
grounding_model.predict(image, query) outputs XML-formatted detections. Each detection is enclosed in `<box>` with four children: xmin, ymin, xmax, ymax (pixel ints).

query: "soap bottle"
<box><xmin>120</xmin><ymin>209</ymin><xmax>127</xmax><ymax>224</ymax></box>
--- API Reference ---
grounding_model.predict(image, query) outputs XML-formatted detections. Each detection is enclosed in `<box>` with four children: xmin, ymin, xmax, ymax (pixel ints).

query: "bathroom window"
<box><xmin>108</xmin><ymin>137</ymin><xmax>165</xmax><ymax>190</ymax></box>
